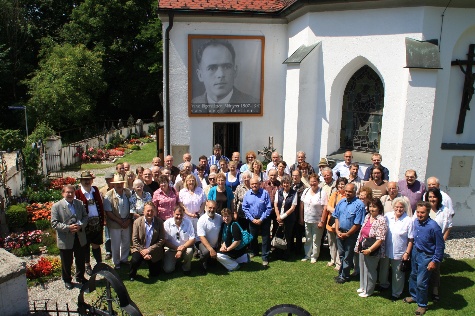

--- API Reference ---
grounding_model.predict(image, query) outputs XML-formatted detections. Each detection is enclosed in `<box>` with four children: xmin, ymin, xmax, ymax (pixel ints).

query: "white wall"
<box><xmin>285</xmin><ymin>7</ymin><xmax>424</xmax><ymax>176</ymax></box>
<box><xmin>426</xmin><ymin>8</ymin><xmax>475</xmax><ymax>227</ymax></box>
<box><xmin>162</xmin><ymin>20</ymin><xmax>288</xmax><ymax>160</ymax></box>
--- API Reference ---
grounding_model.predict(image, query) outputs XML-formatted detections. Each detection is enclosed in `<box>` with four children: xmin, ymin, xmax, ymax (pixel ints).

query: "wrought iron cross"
<box><xmin>451</xmin><ymin>44</ymin><xmax>475</xmax><ymax>134</ymax></box>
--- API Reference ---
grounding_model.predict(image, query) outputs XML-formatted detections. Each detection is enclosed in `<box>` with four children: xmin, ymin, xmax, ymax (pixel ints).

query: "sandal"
<box><xmin>404</xmin><ymin>297</ymin><xmax>416</xmax><ymax>304</ymax></box>
<box><xmin>432</xmin><ymin>294</ymin><xmax>440</xmax><ymax>302</ymax></box>
<box><xmin>415</xmin><ymin>306</ymin><xmax>427</xmax><ymax>315</ymax></box>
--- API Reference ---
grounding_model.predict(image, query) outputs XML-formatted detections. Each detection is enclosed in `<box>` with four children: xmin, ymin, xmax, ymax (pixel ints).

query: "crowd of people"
<box><xmin>50</xmin><ymin>146</ymin><xmax>452</xmax><ymax>315</ymax></box>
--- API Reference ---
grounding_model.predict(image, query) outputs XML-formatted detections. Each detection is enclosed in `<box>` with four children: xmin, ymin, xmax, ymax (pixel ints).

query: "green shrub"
<box><xmin>35</xmin><ymin>219</ymin><xmax>51</xmax><ymax>230</ymax></box>
<box><xmin>26</xmin><ymin>187</ymin><xmax>63</xmax><ymax>203</ymax></box>
<box><xmin>11</xmin><ymin>244</ymin><xmax>41</xmax><ymax>257</ymax></box>
<box><xmin>140</xmin><ymin>137</ymin><xmax>153</xmax><ymax>143</ymax></box>
<box><xmin>104</xmin><ymin>143</ymin><xmax>114</xmax><ymax>149</ymax></box>
<box><xmin>147</xmin><ymin>123</ymin><xmax>156</xmax><ymax>135</ymax></box>
<box><xmin>130</xmin><ymin>145</ymin><xmax>141</xmax><ymax>151</ymax></box>
<box><xmin>6</xmin><ymin>203</ymin><xmax>28</xmax><ymax>231</ymax></box>
<box><xmin>0</xmin><ymin>129</ymin><xmax>25</xmax><ymax>150</ymax></box>
<box><xmin>128</xmin><ymin>133</ymin><xmax>138</xmax><ymax>139</ymax></box>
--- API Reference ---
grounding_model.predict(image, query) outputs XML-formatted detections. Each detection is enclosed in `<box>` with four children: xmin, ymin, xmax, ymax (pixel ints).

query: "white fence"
<box><xmin>43</xmin><ymin>121</ymin><xmax>155</xmax><ymax>174</ymax></box>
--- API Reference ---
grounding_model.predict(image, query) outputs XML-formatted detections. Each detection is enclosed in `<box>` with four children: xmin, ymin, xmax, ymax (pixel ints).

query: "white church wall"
<box><xmin>426</xmin><ymin>8</ymin><xmax>475</xmax><ymax>227</ymax></box>
<box><xmin>285</xmin><ymin>7</ymin><xmax>423</xmax><ymax>178</ymax></box>
<box><xmin>162</xmin><ymin>20</ymin><xmax>288</xmax><ymax>159</ymax></box>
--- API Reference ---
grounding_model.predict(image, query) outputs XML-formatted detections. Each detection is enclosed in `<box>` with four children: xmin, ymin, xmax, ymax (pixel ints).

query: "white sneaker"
<box><xmin>301</xmin><ymin>257</ymin><xmax>309</xmax><ymax>262</ymax></box>
<box><xmin>357</xmin><ymin>288</ymin><xmax>364</xmax><ymax>293</ymax></box>
<box><xmin>310</xmin><ymin>258</ymin><xmax>317</xmax><ymax>264</ymax></box>
<box><xmin>359</xmin><ymin>292</ymin><xmax>369</xmax><ymax>298</ymax></box>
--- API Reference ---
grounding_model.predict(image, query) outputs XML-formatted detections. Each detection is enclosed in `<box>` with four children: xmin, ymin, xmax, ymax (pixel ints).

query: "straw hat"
<box><xmin>110</xmin><ymin>174</ymin><xmax>126</xmax><ymax>184</ymax></box>
<box><xmin>318</xmin><ymin>158</ymin><xmax>329</xmax><ymax>167</ymax></box>
<box><xmin>77</xmin><ymin>171</ymin><xmax>95</xmax><ymax>180</ymax></box>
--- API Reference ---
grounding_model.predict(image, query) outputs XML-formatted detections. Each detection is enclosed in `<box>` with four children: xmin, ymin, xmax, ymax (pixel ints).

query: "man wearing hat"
<box><xmin>208</xmin><ymin>144</ymin><xmax>229</xmax><ymax>171</ymax></box>
<box><xmin>103</xmin><ymin>174</ymin><xmax>132</xmax><ymax>269</ymax></box>
<box><xmin>100</xmin><ymin>171</ymin><xmax>115</xmax><ymax>260</ymax></box>
<box><xmin>75</xmin><ymin>171</ymin><xmax>105</xmax><ymax>275</ymax></box>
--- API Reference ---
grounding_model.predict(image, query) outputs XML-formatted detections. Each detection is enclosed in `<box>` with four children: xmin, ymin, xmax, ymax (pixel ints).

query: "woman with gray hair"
<box><xmin>379</xmin><ymin>197</ymin><xmax>414</xmax><ymax>301</ymax></box>
<box><xmin>129</xmin><ymin>179</ymin><xmax>152</xmax><ymax>219</ymax></box>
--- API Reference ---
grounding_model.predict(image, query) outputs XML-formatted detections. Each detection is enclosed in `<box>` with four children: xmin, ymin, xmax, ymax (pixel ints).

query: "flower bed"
<box><xmin>26</xmin><ymin>256</ymin><xmax>61</xmax><ymax>279</ymax></box>
<box><xmin>0</xmin><ymin>230</ymin><xmax>47</xmax><ymax>251</ymax></box>
<box><xmin>49</xmin><ymin>177</ymin><xmax>77</xmax><ymax>190</ymax></box>
<box><xmin>27</xmin><ymin>202</ymin><xmax>53</xmax><ymax>222</ymax></box>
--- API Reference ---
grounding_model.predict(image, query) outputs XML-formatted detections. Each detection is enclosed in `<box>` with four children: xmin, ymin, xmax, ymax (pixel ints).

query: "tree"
<box><xmin>25</xmin><ymin>43</ymin><xmax>106</xmax><ymax>130</ymax></box>
<box><xmin>61</xmin><ymin>0</ymin><xmax>162</xmax><ymax>119</ymax></box>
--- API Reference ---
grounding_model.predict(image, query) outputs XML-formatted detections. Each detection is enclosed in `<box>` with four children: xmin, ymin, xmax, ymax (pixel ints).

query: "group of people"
<box><xmin>51</xmin><ymin>146</ymin><xmax>452</xmax><ymax>315</ymax></box>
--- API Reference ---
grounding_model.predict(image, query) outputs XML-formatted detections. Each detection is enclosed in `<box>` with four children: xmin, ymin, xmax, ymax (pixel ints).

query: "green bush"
<box><xmin>0</xmin><ymin>129</ymin><xmax>25</xmax><ymax>150</ymax></box>
<box><xmin>140</xmin><ymin>137</ymin><xmax>153</xmax><ymax>143</ymax></box>
<box><xmin>104</xmin><ymin>143</ymin><xmax>114</xmax><ymax>149</ymax></box>
<box><xmin>23</xmin><ymin>122</ymin><xmax>56</xmax><ymax>185</ymax></box>
<box><xmin>130</xmin><ymin>144</ymin><xmax>141</xmax><ymax>150</ymax></box>
<box><xmin>6</xmin><ymin>203</ymin><xmax>28</xmax><ymax>231</ymax></box>
<box><xmin>128</xmin><ymin>133</ymin><xmax>138</xmax><ymax>139</ymax></box>
<box><xmin>26</xmin><ymin>187</ymin><xmax>63</xmax><ymax>203</ymax></box>
<box><xmin>147</xmin><ymin>123</ymin><xmax>156</xmax><ymax>135</ymax></box>
<box><xmin>108</xmin><ymin>133</ymin><xmax>124</xmax><ymax>148</ymax></box>
<box><xmin>35</xmin><ymin>219</ymin><xmax>51</xmax><ymax>230</ymax></box>
<box><xmin>11</xmin><ymin>244</ymin><xmax>41</xmax><ymax>257</ymax></box>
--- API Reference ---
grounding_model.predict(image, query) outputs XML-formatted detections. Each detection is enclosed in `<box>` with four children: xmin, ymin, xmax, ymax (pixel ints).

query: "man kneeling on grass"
<box><xmin>163</xmin><ymin>205</ymin><xmax>195</xmax><ymax>275</ymax></box>
<box><xmin>129</xmin><ymin>202</ymin><xmax>165</xmax><ymax>281</ymax></box>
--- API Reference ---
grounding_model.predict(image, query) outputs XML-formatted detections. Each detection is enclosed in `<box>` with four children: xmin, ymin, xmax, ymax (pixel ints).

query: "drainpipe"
<box><xmin>164</xmin><ymin>12</ymin><xmax>174</xmax><ymax>155</ymax></box>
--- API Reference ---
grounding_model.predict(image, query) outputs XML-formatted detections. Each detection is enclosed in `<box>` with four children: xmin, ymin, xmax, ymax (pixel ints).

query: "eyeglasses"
<box><xmin>209</xmin><ymin>178</ymin><xmax>216</xmax><ymax>180</ymax></box>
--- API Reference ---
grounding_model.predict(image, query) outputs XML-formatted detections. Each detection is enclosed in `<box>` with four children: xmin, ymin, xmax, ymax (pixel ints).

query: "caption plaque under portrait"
<box><xmin>188</xmin><ymin>35</ymin><xmax>264</xmax><ymax>116</ymax></box>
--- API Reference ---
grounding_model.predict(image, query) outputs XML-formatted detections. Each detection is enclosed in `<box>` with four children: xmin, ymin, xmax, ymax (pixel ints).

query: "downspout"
<box><xmin>164</xmin><ymin>11</ymin><xmax>174</xmax><ymax>155</ymax></box>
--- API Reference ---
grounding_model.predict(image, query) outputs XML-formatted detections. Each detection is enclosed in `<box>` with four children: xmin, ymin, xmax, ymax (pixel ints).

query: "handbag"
<box><xmin>271</xmin><ymin>226</ymin><xmax>287</xmax><ymax>250</ymax></box>
<box><xmin>358</xmin><ymin>237</ymin><xmax>379</xmax><ymax>256</ymax></box>
<box><xmin>232</xmin><ymin>222</ymin><xmax>253</xmax><ymax>250</ymax></box>
<box><xmin>399</xmin><ymin>259</ymin><xmax>411</xmax><ymax>272</ymax></box>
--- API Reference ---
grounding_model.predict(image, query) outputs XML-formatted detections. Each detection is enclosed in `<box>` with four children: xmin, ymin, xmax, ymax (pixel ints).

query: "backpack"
<box><xmin>232</xmin><ymin>222</ymin><xmax>253</xmax><ymax>250</ymax></box>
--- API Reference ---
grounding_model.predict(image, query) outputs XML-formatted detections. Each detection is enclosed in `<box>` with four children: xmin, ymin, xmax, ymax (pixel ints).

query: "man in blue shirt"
<box><xmin>333</xmin><ymin>183</ymin><xmax>365</xmax><ymax>283</ymax></box>
<box><xmin>208</xmin><ymin>144</ymin><xmax>229</xmax><ymax>171</ymax></box>
<box><xmin>404</xmin><ymin>201</ymin><xmax>444</xmax><ymax>315</ymax></box>
<box><xmin>242</xmin><ymin>177</ymin><xmax>273</xmax><ymax>267</ymax></box>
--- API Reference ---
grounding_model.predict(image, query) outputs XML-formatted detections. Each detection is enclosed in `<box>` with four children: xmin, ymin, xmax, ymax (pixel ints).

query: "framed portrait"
<box><xmin>188</xmin><ymin>35</ymin><xmax>264</xmax><ymax>116</ymax></box>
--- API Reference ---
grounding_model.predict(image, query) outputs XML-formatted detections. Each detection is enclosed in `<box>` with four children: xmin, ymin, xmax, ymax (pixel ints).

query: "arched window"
<box><xmin>340</xmin><ymin>65</ymin><xmax>384</xmax><ymax>152</ymax></box>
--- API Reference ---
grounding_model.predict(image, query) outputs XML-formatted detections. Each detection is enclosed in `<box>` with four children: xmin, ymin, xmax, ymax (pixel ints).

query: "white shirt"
<box><xmin>423</xmin><ymin>190</ymin><xmax>454</xmax><ymax>217</ymax></box>
<box><xmin>80</xmin><ymin>186</ymin><xmax>99</xmax><ymax>217</ymax></box>
<box><xmin>164</xmin><ymin>217</ymin><xmax>195</xmax><ymax>248</ymax></box>
<box><xmin>385</xmin><ymin>212</ymin><xmax>414</xmax><ymax>260</ymax></box>
<box><xmin>197</xmin><ymin>213</ymin><xmax>223</xmax><ymax>248</ymax></box>
<box><xmin>301</xmin><ymin>188</ymin><xmax>328</xmax><ymax>223</ymax></box>
<box><xmin>266</xmin><ymin>161</ymin><xmax>290</xmax><ymax>175</ymax></box>
<box><xmin>429</xmin><ymin>205</ymin><xmax>453</xmax><ymax>234</ymax></box>
<box><xmin>332</xmin><ymin>161</ymin><xmax>364</xmax><ymax>179</ymax></box>
<box><xmin>179</xmin><ymin>187</ymin><xmax>207</xmax><ymax>217</ymax></box>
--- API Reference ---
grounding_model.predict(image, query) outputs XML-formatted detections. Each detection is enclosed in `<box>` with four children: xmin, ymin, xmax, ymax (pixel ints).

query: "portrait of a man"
<box><xmin>189</xmin><ymin>36</ymin><xmax>264</xmax><ymax>115</ymax></box>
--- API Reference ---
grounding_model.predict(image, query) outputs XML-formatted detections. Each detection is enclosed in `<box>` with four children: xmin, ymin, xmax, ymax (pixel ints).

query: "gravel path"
<box><xmin>27</xmin><ymin>230</ymin><xmax>475</xmax><ymax>314</ymax></box>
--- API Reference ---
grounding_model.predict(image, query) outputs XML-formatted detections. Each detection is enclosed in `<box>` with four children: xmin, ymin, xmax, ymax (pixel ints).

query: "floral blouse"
<box><xmin>129</xmin><ymin>191</ymin><xmax>152</xmax><ymax>215</ymax></box>
<box><xmin>354</xmin><ymin>213</ymin><xmax>388</xmax><ymax>258</ymax></box>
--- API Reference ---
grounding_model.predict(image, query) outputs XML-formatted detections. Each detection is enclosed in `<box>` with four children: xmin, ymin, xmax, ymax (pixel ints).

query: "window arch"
<box><xmin>340</xmin><ymin>65</ymin><xmax>384</xmax><ymax>152</ymax></box>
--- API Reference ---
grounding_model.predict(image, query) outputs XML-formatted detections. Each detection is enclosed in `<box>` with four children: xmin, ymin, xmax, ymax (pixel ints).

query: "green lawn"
<box><xmin>78</xmin><ymin>141</ymin><xmax>157</xmax><ymax>170</ymax></box>
<box><xmin>101</xmin><ymin>252</ymin><xmax>475</xmax><ymax>316</ymax></box>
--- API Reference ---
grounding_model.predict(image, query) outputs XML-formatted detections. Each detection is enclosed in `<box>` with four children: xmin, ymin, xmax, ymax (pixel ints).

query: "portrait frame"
<box><xmin>188</xmin><ymin>35</ymin><xmax>265</xmax><ymax>117</ymax></box>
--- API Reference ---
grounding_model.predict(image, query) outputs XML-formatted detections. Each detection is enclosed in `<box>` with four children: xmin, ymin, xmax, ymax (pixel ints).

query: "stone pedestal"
<box><xmin>0</xmin><ymin>249</ymin><xmax>28</xmax><ymax>316</ymax></box>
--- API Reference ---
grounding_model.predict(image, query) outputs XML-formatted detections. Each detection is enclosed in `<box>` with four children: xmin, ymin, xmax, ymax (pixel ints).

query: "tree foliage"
<box><xmin>61</xmin><ymin>0</ymin><xmax>162</xmax><ymax>118</ymax></box>
<box><xmin>25</xmin><ymin>43</ymin><xmax>106</xmax><ymax>130</ymax></box>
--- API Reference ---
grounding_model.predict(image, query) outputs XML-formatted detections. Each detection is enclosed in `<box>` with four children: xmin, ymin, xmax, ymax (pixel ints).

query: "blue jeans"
<box><xmin>336</xmin><ymin>232</ymin><xmax>358</xmax><ymax>280</ymax></box>
<box><xmin>409</xmin><ymin>248</ymin><xmax>433</xmax><ymax>307</ymax></box>
<box><xmin>248</xmin><ymin>218</ymin><xmax>271</xmax><ymax>262</ymax></box>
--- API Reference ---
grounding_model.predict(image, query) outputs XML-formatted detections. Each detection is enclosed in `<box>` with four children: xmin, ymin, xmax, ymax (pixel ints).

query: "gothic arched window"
<box><xmin>340</xmin><ymin>65</ymin><xmax>384</xmax><ymax>152</ymax></box>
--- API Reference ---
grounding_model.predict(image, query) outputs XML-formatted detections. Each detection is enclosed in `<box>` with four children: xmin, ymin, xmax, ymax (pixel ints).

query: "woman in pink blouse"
<box><xmin>179</xmin><ymin>174</ymin><xmax>206</xmax><ymax>235</ymax></box>
<box><xmin>355</xmin><ymin>198</ymin><xmax>388</xmax><ymax>298</ymax></box>
<box><xmin>153</xmin><ymin>175</ymin><xmax>179</xmax><ymax>221</ymax></box>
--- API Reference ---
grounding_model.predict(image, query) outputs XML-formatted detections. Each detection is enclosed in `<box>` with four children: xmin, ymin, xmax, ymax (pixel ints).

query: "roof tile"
<box><xmin>158</xmin><ymin>0</ymin><xmax>297</xmax><ymax>13</ymax></box>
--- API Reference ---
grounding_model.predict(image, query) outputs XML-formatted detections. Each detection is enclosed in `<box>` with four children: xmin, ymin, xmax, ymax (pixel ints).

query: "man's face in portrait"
<box><xmin>197</xmin><ymin>44</ymin><xmax>237</xmax><ymax>102</ymax></box>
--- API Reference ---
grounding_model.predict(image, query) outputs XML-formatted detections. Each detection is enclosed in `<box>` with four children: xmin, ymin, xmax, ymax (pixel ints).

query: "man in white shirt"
<box><xmin>266</xmin><ymin>151</ymin><xmax>290</xmax><ymax>175</ymax></box>
<box><xmin>332</xmin><ymin>150</ymin><xmax>364</xmax><ymax>179</ymax></box>
<box><xmin>163</xmin><ymin>205</ymin><xmax>195</xmax><ymax>274</ymax></box>
<box><xmin>197</xmin><ymin>200</ymin><xmax>223</xmax><ymax>273</ymax></box>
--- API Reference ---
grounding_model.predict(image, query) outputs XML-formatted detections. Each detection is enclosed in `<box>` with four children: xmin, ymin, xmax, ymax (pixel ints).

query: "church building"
<box><xmin>157</xmin><ymin>0</ymin><xmax>475</xmax><ymax>227</ymax></box>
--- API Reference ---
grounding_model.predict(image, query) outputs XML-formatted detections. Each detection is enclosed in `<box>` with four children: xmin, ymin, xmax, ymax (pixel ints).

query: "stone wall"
<box><xmin>0</xmin><ymin>249</ymin><xmax>28</xmax><ymax>316</ymax></box>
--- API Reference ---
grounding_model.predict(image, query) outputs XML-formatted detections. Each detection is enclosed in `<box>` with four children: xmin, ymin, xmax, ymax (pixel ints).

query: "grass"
<box><xmin>65</xmin><ymin>141</ymin><xmax>157</xmax><ymax>171</ymax></box>
<box><xmin>102</xmin><ymin>251</ymin><xmax>475</xmax><ymax>316</ymax></box>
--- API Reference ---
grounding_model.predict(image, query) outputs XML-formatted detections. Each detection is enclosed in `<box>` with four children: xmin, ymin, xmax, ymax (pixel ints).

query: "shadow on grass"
<box><xmin>441</xmin><ymin>257</ymin><xmax>475</xmax><ymax>274</ymax></box>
